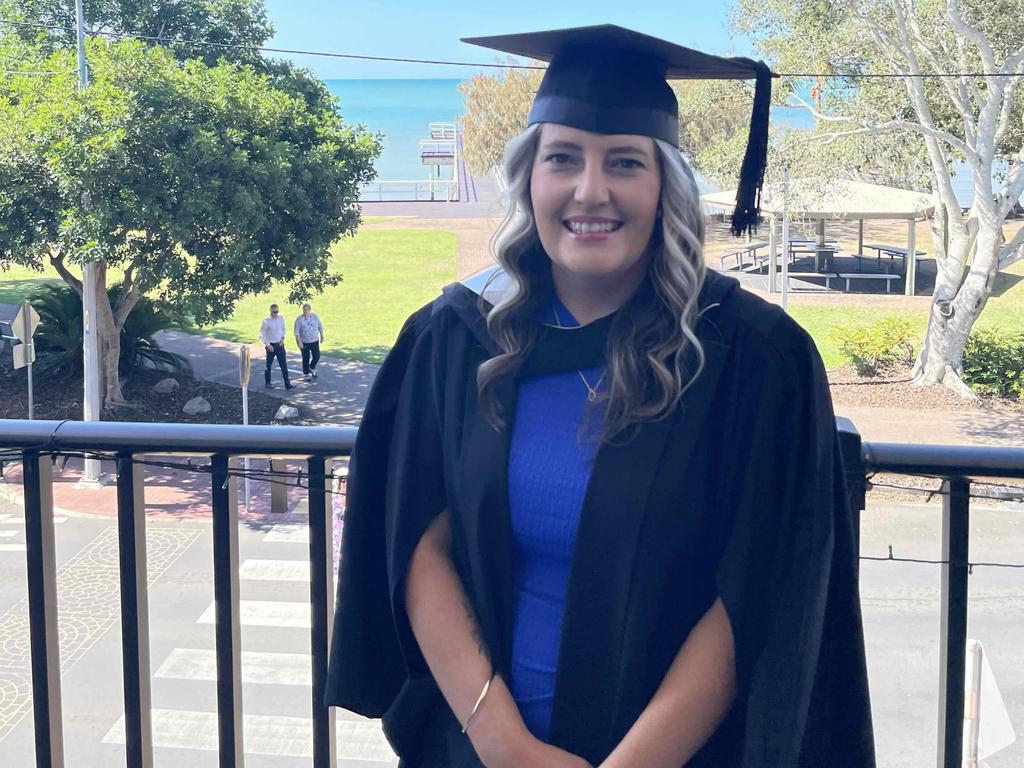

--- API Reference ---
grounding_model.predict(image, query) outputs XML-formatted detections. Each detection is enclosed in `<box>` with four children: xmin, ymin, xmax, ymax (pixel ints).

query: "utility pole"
<box><xmin>76</xmin><ymin>0</ymin><xmax>104</xmax><ymax>485</ymax></box>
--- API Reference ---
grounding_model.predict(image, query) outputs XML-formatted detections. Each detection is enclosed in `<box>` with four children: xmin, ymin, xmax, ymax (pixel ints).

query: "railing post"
<box><xmin>307</xmin><ymin>456</ymin><xmax>336</xmax><ymax>767</ymax></box>
<box><xmin>22</xmin><ymin>449</ymin><xmax>65</xmax><ymax>768</ymax></box>
<box><xmin>211</xmin><ymin>454</ymin><xmax>244</xmax><ymax>767</ymax></box>
<box><xmin>116</xmin><ymin>452</ymin><xmax>154</xmax><ymax>767</ymax></box>
<box><xmin>836</xmin><ymin>416</ymin><xmax>865</xmax><ymax>556</ymax></box>
<box><xmin>937</xmin><ymin>477</ymin><xmax>970</xmax><ymax>768</ymax></box>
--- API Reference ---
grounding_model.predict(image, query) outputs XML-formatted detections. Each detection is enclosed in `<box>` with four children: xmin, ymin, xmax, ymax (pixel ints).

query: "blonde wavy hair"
<box><xmin>477</xmin><ymin>123</ymin><xmax>708</xmax><ymax>441</ymax></box>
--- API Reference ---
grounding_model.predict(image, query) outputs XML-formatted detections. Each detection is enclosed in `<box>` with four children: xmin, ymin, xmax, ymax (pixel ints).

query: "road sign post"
<box><xmin>12</xmin><ymin>300</ymin><xmax>41</xmax><ymax>419</ymax></box>
<box><xmin>239</xmin><ymin>346</ymin><xmax>252</xmax><ymax>510</ymax></box>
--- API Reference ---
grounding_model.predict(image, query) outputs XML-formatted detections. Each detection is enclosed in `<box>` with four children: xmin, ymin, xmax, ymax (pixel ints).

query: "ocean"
<box><xmin>326</xmin><ymin>79</ymin><xmax>999</xmax><ymax>207</ymax></box>
<box><xmin>326</xmin><ymin>79</ymin><xmax>465</xmax><ymax>183</ymax></box>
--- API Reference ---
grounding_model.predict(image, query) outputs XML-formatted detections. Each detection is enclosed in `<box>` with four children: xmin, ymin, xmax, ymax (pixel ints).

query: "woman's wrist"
<box><xmin>466</xmin><ymin>676</ymin><xmax>534</xmax><ymax>767</ymax></box>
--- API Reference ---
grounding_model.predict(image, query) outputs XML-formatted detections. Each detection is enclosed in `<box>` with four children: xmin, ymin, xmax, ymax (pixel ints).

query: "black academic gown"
<box><xmin>325</xmin><ymin>270</ymin><xmax>875</xmax><ymax>768</ymax></box>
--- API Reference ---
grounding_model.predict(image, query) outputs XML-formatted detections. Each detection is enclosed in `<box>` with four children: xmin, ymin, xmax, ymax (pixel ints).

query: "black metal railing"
<box><xmin>1</xmin><ymin>420</ymin><xmax>355</xmax><ymax>768</ymax></box>
<box><xmin>1</xmin><ymin>417</ymin><xmax>1022</xmax><ymax>768</ymax></box>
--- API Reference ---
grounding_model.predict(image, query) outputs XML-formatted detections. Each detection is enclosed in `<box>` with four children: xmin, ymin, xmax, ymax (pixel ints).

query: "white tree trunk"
<box><xmin>912</xmin><ymin>213</ymin><xmax>1002</xmax><ymax>397</ymax></box>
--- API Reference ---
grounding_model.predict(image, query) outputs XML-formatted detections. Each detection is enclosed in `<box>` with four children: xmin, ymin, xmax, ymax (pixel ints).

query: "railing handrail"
<box><xmin>0</xmin><ymin>419</ymin><xmax>356</xmax><ymax>455</ymax></box>
<box><xmin>865</xmin><ymin>441</ymin><xmax>1024</xmax><ymax>478</ymax></box>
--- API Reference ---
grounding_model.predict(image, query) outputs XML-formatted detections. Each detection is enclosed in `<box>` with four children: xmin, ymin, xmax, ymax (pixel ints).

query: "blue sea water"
<box><xmin>326</xmin><ymin>79</ymin><xmax>465</xmax><ymax>182</ymax></box>
<box><xmin>327</xmin><ymin>79</ymin><xmax>1012</xmax><ymax>207</ymax></box>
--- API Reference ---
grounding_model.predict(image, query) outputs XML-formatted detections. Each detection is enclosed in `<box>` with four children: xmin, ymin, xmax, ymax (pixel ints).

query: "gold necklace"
<box><xmin>551</xmin><ymin>306</ymin><xmax>606</xmax><ymax>402</ymax></box>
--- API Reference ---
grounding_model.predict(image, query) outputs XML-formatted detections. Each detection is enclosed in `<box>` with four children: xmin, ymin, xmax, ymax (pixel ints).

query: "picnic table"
<box><xmin>863</xmin><ymin>243</ymin><xmax>926</xmax><ymax>272</ymax></box>
<box><xmin>718</xmin><ymin>240</ymin><xmax>770</xmax><ymax>271</ymax></box>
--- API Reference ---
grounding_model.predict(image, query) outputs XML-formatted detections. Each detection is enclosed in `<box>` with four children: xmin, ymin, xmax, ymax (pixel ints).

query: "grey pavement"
<box><xmin>2</xmin><ymin>495</ymin><xmax>1022</xmax><ymax>766</ymax></box>
<box><xmin>154</xmin><ymin>329</ymin><xmax>379</xmax><ymax>426</ymax></box>
<box><xmin>0</xmin><ymin>497</ymin><xmax>398</xmax><ymax>767</ymax></box>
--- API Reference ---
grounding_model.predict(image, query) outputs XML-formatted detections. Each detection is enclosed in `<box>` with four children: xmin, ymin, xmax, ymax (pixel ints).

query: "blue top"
<box><xmin>506</xmin><ymin>300</ymin><xmax>606</xmax><ymax>741</ymax></box>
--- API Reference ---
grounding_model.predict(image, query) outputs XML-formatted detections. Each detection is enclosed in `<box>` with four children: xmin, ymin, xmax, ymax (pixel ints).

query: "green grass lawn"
<box><xmin>200</xmin><ymin>229</ymin><xmax>456</xmax><ymax>363</ymax></box>
<box><xmin>792</xmin><ymin>261</ymin><xmax>1024</xmax><ymax>368</ymax></box>
<box><xmin>2</xmin><ymin>232</ymin><xmax>1021</xmax><ymax>370</ymax></box>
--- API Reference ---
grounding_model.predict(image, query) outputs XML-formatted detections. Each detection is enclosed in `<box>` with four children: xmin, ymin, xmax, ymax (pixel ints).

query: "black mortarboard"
<box><xmin>462</xmin><ymin>24</ymin><xmax>775</xmax><ymax>236</ymax></box>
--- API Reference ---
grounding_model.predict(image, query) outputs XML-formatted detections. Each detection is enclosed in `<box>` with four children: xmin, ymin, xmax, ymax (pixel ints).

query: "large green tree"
<box><xmin>733</xmin><ymin>0</ymin><xmax>1024</xmax><ymax>395</ymax></box>
<box><xmin>0</xmin><ymin>35</ymin><xmax>380</xmax><ymax>407</ymax></box>
<box><xmin>1</xmin><ymin>0</ymin><xmax>272</xmax><ymax>67</ymax></box>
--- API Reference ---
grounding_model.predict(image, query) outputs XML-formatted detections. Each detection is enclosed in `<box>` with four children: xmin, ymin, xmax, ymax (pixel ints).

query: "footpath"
<box><xmin>2</xmin><ymin>327</ymin><xmax>1020</xmax><ymax>522</ymax></box>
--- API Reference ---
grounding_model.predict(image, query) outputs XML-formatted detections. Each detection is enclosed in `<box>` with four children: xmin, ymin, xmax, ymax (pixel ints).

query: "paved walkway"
<box><xmin>154</xmin><ymin>329</ymin><xmax>378</xmax><ymax>426</ymax></box>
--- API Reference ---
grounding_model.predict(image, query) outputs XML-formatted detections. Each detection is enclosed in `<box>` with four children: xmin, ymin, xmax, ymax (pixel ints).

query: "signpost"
<box><xmin>12</xmin><ymin>300</ymin><xmax>41</xmax><ymax>419</ymax></box>
<box><xmin>239</xmin><ymin>345</ymin><xmax>252</xmax><ymax>510</ymax></box>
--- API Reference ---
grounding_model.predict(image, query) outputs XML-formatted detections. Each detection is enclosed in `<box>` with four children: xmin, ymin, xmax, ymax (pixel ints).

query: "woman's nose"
<box><xmin>573</xmin><ymin>163</ymin><xmax>610</xmax><ymax>206</ymax></box>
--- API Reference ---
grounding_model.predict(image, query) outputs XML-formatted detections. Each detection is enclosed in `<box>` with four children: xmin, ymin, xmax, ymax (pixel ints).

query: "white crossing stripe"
<box><xmin>156</xmin><ymin>648</ymin><xmax>311</xmax><ymax>686</ymax></box>
<box><xmin>0</xmin><ymin>530</ymin><xmax>20</xmax><ymax>538</ymax></box>
<box><xmin>0</xmin><ymin>544</ymin><xmax>26</xmax><ymax>552</ymax></box>
<box><xmin>239</xmin><ymin>558</ymin><xmax>309</xmax><ymax>582</ymax></box>
<box><xmin>0</xmin><ymin>516</ymin><xmax>67</xmax><ymax>525</ymax></box>
<box><xmin>102</xmin><ymin>709</ymin><xmax>396</xmax><ymax>761</ymax></box>
<box><xmin>263</xmin><ymin>524</ymin><xmax>308</xmax><ymax>544</ymax></box>
<box><xmin>197</xmin><ymin>600</ymin><xmax>310</xmax><ymax>628</ymax></box>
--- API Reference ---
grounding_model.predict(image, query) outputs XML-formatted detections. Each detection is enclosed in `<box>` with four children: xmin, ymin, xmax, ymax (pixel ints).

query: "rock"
<box><xmin>182</xmin><ymin>396</ymin><xmax>211</xmax><ymax>415</ymax></box>
<box><xmin>274</xmin><ymin>404</ymin><xmax>300</xmax><ymax>421</ymax></box>
<box><xmin>152</xmin><ymin>377</ymin><xmax>179</xmax><ymax>394</ymax></box>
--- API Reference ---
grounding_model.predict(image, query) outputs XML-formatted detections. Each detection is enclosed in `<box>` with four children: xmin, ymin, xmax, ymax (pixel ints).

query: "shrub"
<box><xmin>961</xmin><ymin>327</ymin><xmax>1024</xmax><ymax>399</ymax></box>
<box><xmin>831</xmin><ymin>317</ymin><xmax>916</xmax><ymax>377</ymax></box>
<box><xmin>27</xmin><ymin>283</ymin><xmax>191</xmax><ymax>379</ymax></box>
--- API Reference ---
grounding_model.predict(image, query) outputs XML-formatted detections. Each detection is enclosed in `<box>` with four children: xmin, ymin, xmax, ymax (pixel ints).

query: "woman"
<box><xmin>327</xmin><ymin>25</ymin><xmax>874</xmax><ymax>768</ymax></box>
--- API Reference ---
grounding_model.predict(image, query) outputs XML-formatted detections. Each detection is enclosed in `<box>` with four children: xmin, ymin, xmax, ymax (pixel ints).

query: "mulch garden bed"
<box><xmin>0</xmin><ymin>367</ymin><xmax>312</xmax><ymax>425</ymax></box>
<box><xmin>828</xmin><ymin>364</ymin><xmax>1024</xmax><ymax>413</ymax></box>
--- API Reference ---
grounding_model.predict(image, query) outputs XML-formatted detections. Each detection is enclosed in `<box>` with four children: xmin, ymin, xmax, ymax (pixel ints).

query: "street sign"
<box><xmin>239</xmin><ymin>345</ymin><xmax>251</xmax><ymax>387</ymax></box>
<box><xmin>12</xmin><ymin>302</ymin><xmax>40</xmax><ymax>343</ymax></box>
<box><xmin>13</xmin><ymin>343</ymin><xmax>36</xmax><ymax>370</ymax></box>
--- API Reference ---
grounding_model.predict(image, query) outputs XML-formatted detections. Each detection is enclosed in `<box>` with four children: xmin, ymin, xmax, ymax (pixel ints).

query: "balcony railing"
<box><xmin>0</xmin><ymin>417</ymin><xmax>1021</xmax><ymax>768</ymax></box>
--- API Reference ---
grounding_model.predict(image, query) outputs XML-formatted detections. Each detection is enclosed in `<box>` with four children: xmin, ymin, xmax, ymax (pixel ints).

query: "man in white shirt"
<box><xmin>259</xmin><ymin>304</ymin><xmax>294</xmax><ymax>389</ymax></box>
<box><xmin>293</xmin><ymin>302</ymin><xmax>325</xmax><ymax>380</ymax></box>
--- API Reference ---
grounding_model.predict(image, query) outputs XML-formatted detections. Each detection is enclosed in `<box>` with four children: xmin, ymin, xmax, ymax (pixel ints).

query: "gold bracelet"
<box><xmin>461</xmin><ymin>674</ymin><xmax>493</xmax><ymax>734</ymax></box>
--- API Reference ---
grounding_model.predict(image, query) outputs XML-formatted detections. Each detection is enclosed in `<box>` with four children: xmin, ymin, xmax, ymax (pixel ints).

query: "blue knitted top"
<box><xmin>507</xmin><ymin>300</ymin><xmax>606</xmax><ymax>741</ymax></box>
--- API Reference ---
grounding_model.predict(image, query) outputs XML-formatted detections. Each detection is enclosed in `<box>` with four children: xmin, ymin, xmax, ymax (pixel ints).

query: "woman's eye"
<box><xmin>546</xmin><ymin>153</ymin><xmax>574</xmax><ymax>165</ymax></box>
<box><xmin>613</xmin><ymin>158</ymin><xmax>643</xmax><ymax>169</ymax></box>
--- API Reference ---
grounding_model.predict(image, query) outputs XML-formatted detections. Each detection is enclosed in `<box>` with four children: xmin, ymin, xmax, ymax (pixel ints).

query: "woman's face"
<box><xmin>530</xmin><ymin>123</ymin><xmax>661</xmax><ymax>287</ymax></box>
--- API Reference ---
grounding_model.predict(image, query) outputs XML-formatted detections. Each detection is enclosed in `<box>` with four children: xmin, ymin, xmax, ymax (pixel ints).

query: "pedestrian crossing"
<box><xmin>130</xmin><ymin>520</ymin><xmax>397</xmax><ymax>765</ymax></box>
<box><xmin>102</xmin><ymin>709</ymin><xmax>395</xmax><ymax>761</ymax></box>
<box><xmin>0</xmin><ymin>514</ymin><xmax>66</xmax><ymax>554</ymax></box>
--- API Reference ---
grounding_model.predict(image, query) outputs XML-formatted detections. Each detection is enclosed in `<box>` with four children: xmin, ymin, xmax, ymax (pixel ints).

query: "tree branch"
<box><xmin>113</xmin><ymin>285</ymin><xmax>142</xmax><ymax>329</ymax></box>
<box><xmin>996</xmin><ymin>219</ymin><xmax>1024</xmax><ymax>269</ymax></box>
<box><xmin>946</xmin><ymin>0</ymin><xmax>997</xmax><ymax>74</ymax></box>
<box><xmin>48</xmin><ymin>247</ymin><xmax>83</xmax><ymax>296</ymax></box>
<box><xmin>998</xmin><ymin>155</ymin><xmax>1024</xmax><ymax>220</ymax></box>
<box><xmin>906</xmin><ymin>11</ymin><xmax>972</xmax><ymax>137</ymax></box>
<box><xmin>789</xmin><ymin>94</ymin><xmax>972</xmax><ymax>154</ymax></box>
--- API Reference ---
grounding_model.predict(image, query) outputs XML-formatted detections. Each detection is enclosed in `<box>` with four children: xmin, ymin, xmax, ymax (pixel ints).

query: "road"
<box><xmin>0</xmin><ymin>495</ymin><xmax>1021</xmax><ymax>766</ymax></box>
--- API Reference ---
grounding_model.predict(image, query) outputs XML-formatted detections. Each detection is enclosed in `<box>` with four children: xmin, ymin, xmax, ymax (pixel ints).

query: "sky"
<box><xmin>261</xmin><ymin>1</ymin><xmax>755</xmax><ymax>79</ymax></box>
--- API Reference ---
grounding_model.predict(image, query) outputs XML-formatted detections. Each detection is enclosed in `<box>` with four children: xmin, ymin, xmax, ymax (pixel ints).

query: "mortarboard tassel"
<box><xmin>731</xmin><ymin>63</ymin><xmax>773</xmax><ymax>237</ymax></box>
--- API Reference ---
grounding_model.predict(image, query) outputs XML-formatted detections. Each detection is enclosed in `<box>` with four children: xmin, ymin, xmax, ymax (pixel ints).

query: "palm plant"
<box><xmin>109</xmin><ymin>285</ymin><xmax>193</xmax><ymax>377</ymax></box>
<box><xmin>28</xmin><ymin>283</ymin><xmax>84</xmax><ymax>379</ymax></box>
<box><xmin>26</xmin><ymin>283</ymin><xmax>192</xmax><ymax>380</ymax></box>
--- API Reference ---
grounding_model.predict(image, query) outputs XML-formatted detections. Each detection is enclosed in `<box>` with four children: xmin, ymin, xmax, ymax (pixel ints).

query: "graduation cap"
<box><xmin>461</xmin><ymin>24</ymin><xmax>775</xmax><ymax>236</ymax></box>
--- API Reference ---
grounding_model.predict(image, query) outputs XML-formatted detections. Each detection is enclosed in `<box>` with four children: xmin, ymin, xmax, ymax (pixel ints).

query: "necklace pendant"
<box><xmin>587</xmin><ymin>389</ymin><xmax>598</xmax><ymax>402</ymax></box>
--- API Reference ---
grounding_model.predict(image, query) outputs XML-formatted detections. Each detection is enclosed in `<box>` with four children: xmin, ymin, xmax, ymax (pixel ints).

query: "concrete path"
<box><xmin>154</xmin><ymin>329</ymin><xmax>379</xmax><ymax>426</ymax></box>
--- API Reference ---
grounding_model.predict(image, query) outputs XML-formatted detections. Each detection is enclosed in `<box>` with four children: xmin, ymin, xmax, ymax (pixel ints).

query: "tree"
<box><xmin>0</xmin><ymin>37</ymin><xmax>381</xmax><ymax>408</ymax></box>
<box><xmin>733</xmin><ymin>0</ymin><xmax>1024</xmax><ymax>395</ymax></box>
<box><xmin>1</xmin><ymin>0</ymin><xmax>273</xmax><ymax>67</ymax></box>
<box><xmin>458</xmin><ymin>60</ymin><xmax>544</xmax><ymax>175</ymax></box>
<box><xmin>458</xmin><ymin>61</ymin><xmax>763</xmax><ymax>189</ymax></box>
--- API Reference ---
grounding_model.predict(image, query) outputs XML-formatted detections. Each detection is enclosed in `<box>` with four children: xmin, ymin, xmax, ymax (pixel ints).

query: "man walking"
<box><xmin>260</xmin><ymin>304</ymin><xmax>293</xmax><ymax>390</ymax></box>
<box><xmin>294</xmin><ymin>302</ymin><xmax>325</xmax><ymax>380</ymax></box>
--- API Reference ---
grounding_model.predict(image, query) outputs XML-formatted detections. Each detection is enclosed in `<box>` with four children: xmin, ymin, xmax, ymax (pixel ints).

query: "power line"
<box><xmin>3</xmin><ymin>18</ymin><xmax>1024</xmax><ymax>79</ymax></box>
<box><xmin>0</xmin><ymin>18</ymin><xmax>542</xmax><ymax>70</ymax></box>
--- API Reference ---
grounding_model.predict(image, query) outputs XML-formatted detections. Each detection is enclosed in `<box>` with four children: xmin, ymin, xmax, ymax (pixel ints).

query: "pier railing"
<box><xmin>359</xmin><ymin>178</ymin><xmax>458</xmax><ymax>202</ymax></box>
